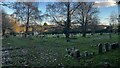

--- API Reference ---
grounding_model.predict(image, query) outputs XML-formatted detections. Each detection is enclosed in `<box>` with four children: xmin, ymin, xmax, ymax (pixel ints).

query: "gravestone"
<box><xmin>100</xmin><ymin>32</ymin><xmax>103</xmax><ymax>35</ymax></box>
<box><xmin>5</xmin><ymin>34</ymin><xmax>9</xmax><ymax>38</ymax></box>
<box><xmin>74</xmin><ymin>49</ymin><xmax>80</xmax><ymax>58</ymax></box>
<box><xmin>98</xmin><ymin>43</ymin><xmax>103</xmax><ymax>53</ymax></box>
<box><xmin>66</xmin><ymin>48</ymin><xmax>71</xmax><ymax>55</ymax></box>
<box><xmin>66</xmin><ymin>39</ymin><xmax>70</xmax><ymax>42</ymax></box>
<box><xmin>89</xmin><ymin>52</ymin><xmax>95</xmax><ymax>58</ymax></box>
<box><xmin>104</xmin><ymin>62</ymin><xmax>111</xmax><ymax>68</ymax></box>
<box><xmin>66</xmin><ymin>47</ymin><xmax>81</xmax><ymax>59</ymax></box>
<box><xmin>115</xmin><ymin>42</ymin><xmax>119</xmax><ymax>48</ymax></box>
<box><xmin>57</xmin><ymin>35</ymin><xmax>60</xmax><ymax>38</ymax></box>
<box><xmin>111</xmin><ymin>43</ymin><xmax>117</xmax><ymax>49</ymax></box>
<box><xmin>84</xmin><ymin>51</ymin><xmax>89</xmax><ymax>57</ymax></box>
<box><xmin>104</xmin><ymin>43</ymin><xmax>109</xmax><ymax>52</ymax></box>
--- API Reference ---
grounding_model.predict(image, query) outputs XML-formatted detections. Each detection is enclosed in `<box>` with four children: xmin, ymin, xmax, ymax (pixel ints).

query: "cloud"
<box><xmin>93</xmin><ymin>0</ymin><xmax>117</xmax><ymax>8</ymax></box>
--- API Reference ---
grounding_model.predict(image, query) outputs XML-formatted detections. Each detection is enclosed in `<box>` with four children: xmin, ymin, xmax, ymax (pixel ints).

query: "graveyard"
<box><xmin>2</xmin><ymin>33</ymin><xmax>120</xmax><ymax>67</ymax></box>
<box><xmin>1</xmin><ymin>1</ymin><xmax>120</xmax><ymax>68</ymax></box>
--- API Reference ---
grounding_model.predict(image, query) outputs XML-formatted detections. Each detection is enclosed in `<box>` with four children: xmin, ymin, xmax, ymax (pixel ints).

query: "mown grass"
<box><xmin>2</xmin><ymin>33</ymin><xmax>120</xmax><ymax>67</ymax></box>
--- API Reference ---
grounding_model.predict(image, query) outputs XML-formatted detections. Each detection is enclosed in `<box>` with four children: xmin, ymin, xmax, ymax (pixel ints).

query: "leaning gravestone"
<box><xmin>98</xmin><ymin>43</ymin><xmax>103</xmax><ymax>53</ymax></box>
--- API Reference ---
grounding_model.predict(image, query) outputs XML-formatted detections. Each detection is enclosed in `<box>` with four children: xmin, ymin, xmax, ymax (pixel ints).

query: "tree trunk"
<box><xmin>82</xmin><ymin>25</ymin><xmax>86</xmax><ymax>37</ymax></box>
<box><xmin>91</xmin><ymin>25</ymin><xmax>96</xmax><ymax>35</ymax></box>
<box><xmin>65</xmin><ymin>2</ymin><xmax>71</xmax><ymax>42</ymax></box>
<box><xmin>2</xmin><ymin>29</ymin><xmax>5</xmax><ymax>36</ymax></box>
<box><xmin>82</xmin><ymin>33</ymin><xmax>86</xmax><ymax>37</ymax></box>
<box><xmin>25</xmin><ymin>6</ymin><xmax>30</xmax><ymax>37</ymax></box>
<box><xmin>109</xmin><ymin>33</ymin><xmax>111</xmax><ymax>38</ymax></box>
<box><xmin>109</xmin><ymin>25</ymin><xmax>112</xmax><ymax>38</ymax></box>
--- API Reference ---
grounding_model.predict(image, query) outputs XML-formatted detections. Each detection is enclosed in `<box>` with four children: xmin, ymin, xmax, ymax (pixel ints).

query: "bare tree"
<box><xmin>90</xmin><ymin>15</ymin><xmax>100</xmax><ymax>35</ymax></box>
<box><xmin>107</xmin><ymin>12</ymin><xmax>117</xmax><ymax>38</ymax></box>
<box><xmin>46</xmin><ymin>2</ymin><xmax>80</xmax><ymax>41</ymax></box>
<box><xmin>2</xmin><ymin>9</ymin><xmax>12</xmax><ymax>36</ymax></box>
<box><xmin>6</xmin><ymin>2</ymin><xmax>41</xmax><ymax>37</ymax></box>
<box><xmin>109</xmin><ymin>11</ymin><xmax>118</xmax><ymax>33</ymax></box>
<box><xmin>46</xmin><ymin>3</ymin><xmax>66</xmax><ymax>26</ymax></box>
<box><xmin>74</xmin><ymin>2</ymin><xmax>99</xmax><ymax>37</ymax></box>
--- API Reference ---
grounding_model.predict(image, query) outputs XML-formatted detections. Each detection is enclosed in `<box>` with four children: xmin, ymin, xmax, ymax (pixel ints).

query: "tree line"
<box><xmin>1</xmin><ymin>2</ymin><xmax>119</xmax><ymax>41</ymax></box>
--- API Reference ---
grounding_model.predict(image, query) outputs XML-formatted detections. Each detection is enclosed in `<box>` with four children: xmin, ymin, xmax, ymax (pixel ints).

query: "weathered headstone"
<box><xmin>89</xmin><ymin>52</ymin><xmax>95</xmax><ymax>58</ymax></box>
<box><xmin>100</xmin><ymin>32</ymin><xmax>103</xmax><ymax>35</ymax></box>
<box><xmin>66</xmin><ymin>39</ymin><xmax>70</xmax><ymax>42</ymax></box>
<box><xmin>104</xmin><ymin>62</ymin><xmax>111</xmax><ymax>68</ymax></box>
<box><xmin>115</xmin><ymin>42</ymin><xmax>119</xmax><ymax>48</ymax></box>
<box><xmin>5</xmin><ymin>34</ymin><xmax>9</xmax><ymax>38</ymax></box>
<box><xmin>111</xmin><ymin>43</ymin><xmax>117</xmax><ymax>49</ymax></box>
<box><xmin>66</xmin><ymin>47</ymin><xmax>81</xmax><ymax>59</ymax></box>
<box><xmin>74</xmin><ymin>49</ymin><xmax>80</xmax><ymax>58</ymax></box>
<box><xmin>104</xmin><ymin>43</ymin><xmax>109</xmax><ymax>52</ymax></box>
<box><xmin>66</xmin><ymin>48</ymin><xmax>71</xmax><ymax>55</ymax></box>
<box><xmin>98</xmin><ymin>43</ymin><xmax>103</xmax><ymax>53</ymax></box>
<box><xmin>84</xmin><ymin>51</ymin><xmax>89</xmax><ymax>57</ymax></box>
<box><xmin>57</xmin><ymin>35</ymin><xmax>60</xmax><ymax>38</ymax></box>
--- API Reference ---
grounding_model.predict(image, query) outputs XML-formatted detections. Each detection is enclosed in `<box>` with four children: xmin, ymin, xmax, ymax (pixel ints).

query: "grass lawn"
<box><xmin>2</xmin><ymin>33</ymin><xmax>120</xmax><ymax>67</ymax></box>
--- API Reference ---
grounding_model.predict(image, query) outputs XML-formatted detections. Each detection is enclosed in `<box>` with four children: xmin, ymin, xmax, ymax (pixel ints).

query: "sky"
<box><xmin>98</xmin><ymin>5</ymin><xmax>118</xmax><ymax>25</ymax></box>
<box><xmin>1</xmin><ymin>1</ymin><xmax>119</xmax><ymax>25</ymax></box>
